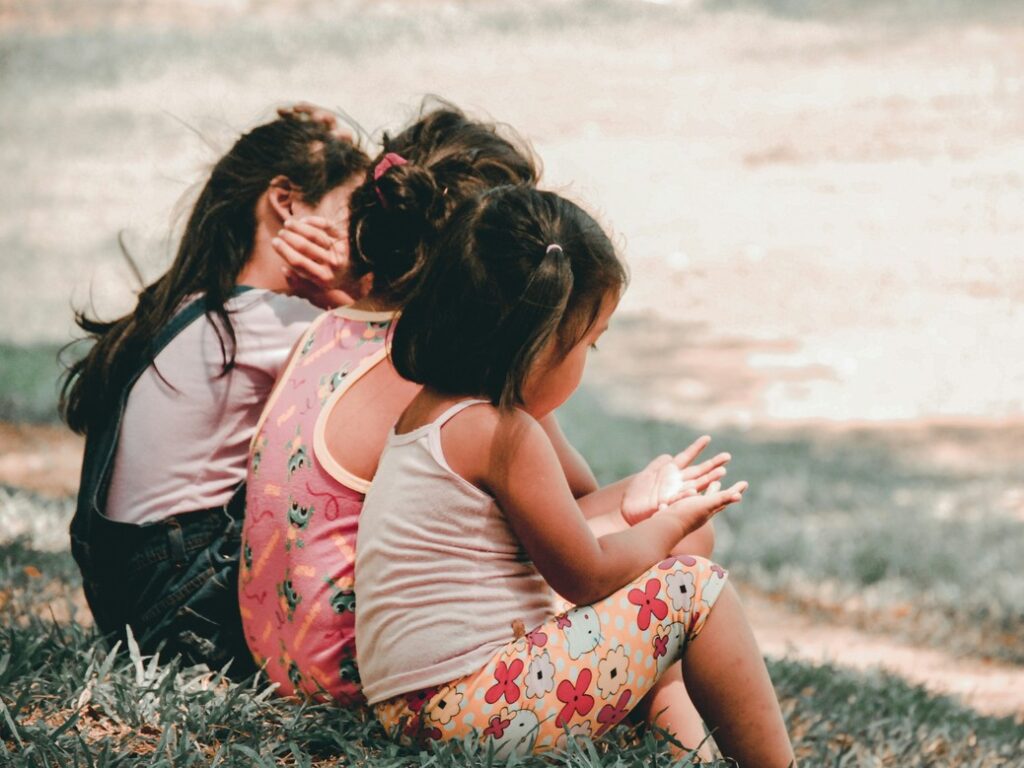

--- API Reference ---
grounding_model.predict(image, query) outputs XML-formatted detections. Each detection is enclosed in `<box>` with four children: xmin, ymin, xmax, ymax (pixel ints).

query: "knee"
<box><xmin>670</xmin><ymin>520</ymin><xmax>715</xmax><ymax>559</ymax></box>
<box><xmin>650</xmin><ymin>555</ymin><xmax>729</xmax><ymax>617</ymax></box>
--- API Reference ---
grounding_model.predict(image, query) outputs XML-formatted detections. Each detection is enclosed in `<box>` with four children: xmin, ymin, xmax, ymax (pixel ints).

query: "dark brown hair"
<box><xmin>391</xmin><ymin>185</ymin><xmax>627</xmax><ymax>408</ymax></box>
<box><xmin>60</xmin><ymin>115</ymin><xmax>370</xmax><ymax>435</ymax></box>
<box><xmin>347</xmin><ymin>100</ymin><xmax>539</xmax><ymax>306</ymax></box>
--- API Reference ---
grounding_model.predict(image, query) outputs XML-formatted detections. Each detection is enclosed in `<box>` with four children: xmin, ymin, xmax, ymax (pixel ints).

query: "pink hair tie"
<box><xmin>374</xmin><ymin>152</ymin><xmax>408</xmax><ymax>208</ymax></box>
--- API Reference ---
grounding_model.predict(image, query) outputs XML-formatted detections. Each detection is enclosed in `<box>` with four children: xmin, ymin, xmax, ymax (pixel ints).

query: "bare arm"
<box><xmin>577</xmin><ymin>437</ymin><xmax>730</xmax><ymax>554</ymax></box>
<box><xmin>538</xmin><ymin>413</ymin><xmax>598</xmax><ymax>497</ymax></box>
<box><xmin>446</xmin><ymin>407</ymin><xmax>745</xmax><ymax>606</ymax></box>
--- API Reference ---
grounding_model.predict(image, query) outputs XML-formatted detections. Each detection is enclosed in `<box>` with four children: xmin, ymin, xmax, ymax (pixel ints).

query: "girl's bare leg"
<box><xmin>634</xmin><ymin>664</ymin><xmax>714</xmax><ymax>761</ymax></box>
<box><xmin>589</xmin><ymin>513</ymin><xmax>716</xmax><ymax>758</ymax></box>
<box><xmin>682</xmin><ymin>583</ymin><xmax>796</xmax><ymax>767</ymax></box>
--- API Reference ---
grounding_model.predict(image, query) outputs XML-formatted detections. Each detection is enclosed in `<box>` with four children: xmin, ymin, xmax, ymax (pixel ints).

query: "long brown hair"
<box><xmin>60</xmin><ymin>116</ymin><xmax>369</xmax><ymax>435</ymax></box>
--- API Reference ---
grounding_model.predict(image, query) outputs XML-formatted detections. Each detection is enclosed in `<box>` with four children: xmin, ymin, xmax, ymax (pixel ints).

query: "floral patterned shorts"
<box><xmin>373</xmin><ymin>555</ymin><xmax>728</xmax><ymax>757</ymax></box>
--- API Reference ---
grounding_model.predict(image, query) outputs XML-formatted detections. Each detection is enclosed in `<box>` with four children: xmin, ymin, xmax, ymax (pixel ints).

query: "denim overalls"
<box><xmin>69</xmin><ymin>289</ymin><xmax>257</xmax><ymax>678</ymax></box>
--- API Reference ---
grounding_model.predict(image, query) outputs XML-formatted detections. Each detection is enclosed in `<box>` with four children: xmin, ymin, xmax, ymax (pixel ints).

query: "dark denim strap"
<box><xmin>72</xmin><ymin>286</ymin><xmax>256</xmax><ymax>552</ymax></box>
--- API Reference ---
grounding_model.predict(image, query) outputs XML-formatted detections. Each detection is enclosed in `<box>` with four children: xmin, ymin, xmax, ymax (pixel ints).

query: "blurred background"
<box><xmin>1</xmin><ymin>0</ymin><xmax>1022</xmax><ymax>764</ymax></box>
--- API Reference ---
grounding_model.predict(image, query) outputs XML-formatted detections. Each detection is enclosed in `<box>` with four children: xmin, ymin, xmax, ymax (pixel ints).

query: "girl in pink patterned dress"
<box><xmin>239</xmin><ymin>104</ymin><xmax>540</xmax><ymax>703</ymax></box>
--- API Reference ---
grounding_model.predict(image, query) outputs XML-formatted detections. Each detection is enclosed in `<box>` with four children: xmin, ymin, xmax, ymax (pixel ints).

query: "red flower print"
<box><xmin>653</xmin><ymin>634</ymin><xmax>670</xmax><ymax>659</ymax></box>
<box><xmin>658</xmin><ymin>554</ymin><xmax>697</xmax><ymax>570</ymax></box>
<box><xmin>404</xmin><ymin>687</ymin><xmax>437</xmax><ymax>713</ymax></box>
<box><xmin>485</xmin><ymin>659</ymin><xmax>524</xmax><ymax>705</ymax></box>
<box><xmin>526</xmin><ymin>628</ymin><xmax>548</xmax><ymax>651</ymax></box>
<box><xmin>595</xmin><ymin>689</ymin><xmax>633</xmax><ymax>737</ymax></box>
<box><xmin>556</xmin><ymin>669</ymin><xmax>595</xmax><ymax>727</ymax></box>
<box><xmin>402</xmin><ymin>715</ymin><xmax>441</xmax><ymax>742</ymax></box>
<box><xmin>628</xmin><ymin>578</ymin><xmax>669</xmax><ymax>630</ymax></box>
<box><xmin>555</xmin><ymin>614</ymin><xmax>573</xmax><ymax>630</ymax></box>
<box><xmin>484</xmin><ymin>714</ymin><xmax>511</xmax><ymax>738</ymax></box>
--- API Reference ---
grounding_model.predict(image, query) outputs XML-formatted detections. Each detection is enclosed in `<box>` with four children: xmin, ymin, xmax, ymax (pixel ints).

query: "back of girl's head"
<box><xmin>391</xmin><ymin>185</ymin><xmax>627</xmax><ymax>409</ymax></box>
<box><xmin>178</xmin><ymin>117</ymin><xmax>369</xmax><ymax>297</ymax></box>
<box><xmin>347</xmin><ymin>100</ymin><xmax>539</xmax><ymax>305</ymax></box>
<box><xmin>61</xmin><ymin>114</ymin><xmax>369</xmax><ymax>435</ymax></box>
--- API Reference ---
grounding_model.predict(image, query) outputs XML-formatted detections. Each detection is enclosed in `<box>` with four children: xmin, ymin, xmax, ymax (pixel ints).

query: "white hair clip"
<box><xmin>545</xmin><ymin>244</ymin><xmax>563</xmax><ymax>256</ymax></box>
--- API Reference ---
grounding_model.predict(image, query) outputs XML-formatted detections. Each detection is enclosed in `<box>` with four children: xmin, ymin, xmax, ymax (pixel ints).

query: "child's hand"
<box><xmin>273</xmin><ymin>217</ymin><xmax>356</xmax><ymax>307</ymax></box>
<box><xmin>620</xmin><ymin>436</ymin><xmax>731</xmax><ymax>526</ymax></box>
<box><xmin>274</xmin><ymin>216</ymin><xmax>347</xmax><ymax>286</ymax></box>
<box><xmin>655</xmin><ymin>480</ymin><xmax>748</xmax><ymax>538</ymax></box>
<box><xmin>277</xmin><ymin>102</ymin><xmax>354</xmax><ymax>142</ymax></box>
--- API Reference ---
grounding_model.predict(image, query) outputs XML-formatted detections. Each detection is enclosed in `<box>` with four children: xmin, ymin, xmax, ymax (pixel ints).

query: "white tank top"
<box><xmin>355</xmin><ymin>399</ymin><xmax>553</xmax><ymax>705</ymax></box>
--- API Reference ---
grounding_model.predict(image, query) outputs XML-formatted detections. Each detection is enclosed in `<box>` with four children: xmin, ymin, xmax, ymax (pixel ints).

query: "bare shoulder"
<box><xmin>442</xmin><ymin>403</ymin><xmax>546</xmax><ymax>491</ymax></box>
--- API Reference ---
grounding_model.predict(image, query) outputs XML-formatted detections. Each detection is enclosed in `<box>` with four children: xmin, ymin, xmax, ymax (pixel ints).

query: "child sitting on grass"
<box><xmin>354</xmin><ymin>185</ymin><xmax>796</xmax><ymax>764</ymax></box>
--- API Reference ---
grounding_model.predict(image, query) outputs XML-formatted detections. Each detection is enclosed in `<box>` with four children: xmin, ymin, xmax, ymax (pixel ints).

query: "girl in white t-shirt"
<box><xmin>61</xmin><ymin>108</ymin><xmax>369</xmax><ymax>676</ymax></box>
<box><xmin>356</xmin><ymin>185</ymin><xmax>795</xmax><ymax>764</ymax></box>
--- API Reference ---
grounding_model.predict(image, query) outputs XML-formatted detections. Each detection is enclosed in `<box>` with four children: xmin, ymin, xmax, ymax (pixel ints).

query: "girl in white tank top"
<box><xmin>355</xmin><ymin>186</ymin><xmax>795</xmax><ymax>764</ymax></box>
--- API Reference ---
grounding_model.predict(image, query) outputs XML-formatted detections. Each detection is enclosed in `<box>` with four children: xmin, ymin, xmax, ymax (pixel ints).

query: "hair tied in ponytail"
<box><xmin>373</xmin><ymin>152</ymin><xmax>408</xmax><ymax>208</ymax></box>
<box><xmin>545</xmin><ymin>243</ymin><xmax>563</xmax><ymax>256</ymax></box>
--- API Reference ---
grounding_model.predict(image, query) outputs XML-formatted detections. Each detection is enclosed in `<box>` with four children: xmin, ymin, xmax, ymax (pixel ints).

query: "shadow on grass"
<box><xmin>0</xmin><ymin>604</ymin><xmax>1020</xmax><ymax>767</ymax></box>
<box><xmin>559</xmin><ymin>387</ymin><xmax>1024</xmax><ymax>663</ymax></box>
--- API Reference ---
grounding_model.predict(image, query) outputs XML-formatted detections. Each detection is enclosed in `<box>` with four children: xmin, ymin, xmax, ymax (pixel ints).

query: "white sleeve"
<box><xmin>232</xmin><ymin>292</ymin><xmax>322</xmax><ymax>380</ymax></box>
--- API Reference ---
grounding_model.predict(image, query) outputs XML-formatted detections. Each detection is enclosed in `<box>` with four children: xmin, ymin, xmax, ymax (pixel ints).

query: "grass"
<box><xmin>0</xmin><ymin>343</ymin><xmax>65</xmax><ymax>424</ymax></box>
<box><xmin>1</xmin><ymin>535</ymin><xmax>1021</xmax><ymax>767</ymax></box>
<box><xmin>558</xmin><ymin>389</ymin><xmax>1024</xmax><ymax>663</ymax></box>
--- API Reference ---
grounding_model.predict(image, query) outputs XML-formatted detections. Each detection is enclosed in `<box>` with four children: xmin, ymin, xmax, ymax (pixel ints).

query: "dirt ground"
<box><xmin>0</xmin><ymin>422</ymin><xmax>82</xmax><ymax>498</ymax></box>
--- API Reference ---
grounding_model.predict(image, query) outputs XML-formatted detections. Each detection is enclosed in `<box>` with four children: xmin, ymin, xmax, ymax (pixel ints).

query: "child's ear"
<box><xmin>267</xmin><ymin>175</ymin><xmax>296</xmax><ymax>223</ymax></box>
<box><xmin>357</xmin><ymin>271</ymin><xmax>375</xmax><ymax>298</ymax></box>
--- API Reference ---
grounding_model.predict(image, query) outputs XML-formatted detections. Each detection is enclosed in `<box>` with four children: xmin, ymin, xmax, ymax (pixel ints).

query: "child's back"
<box><xmin>241</xmin><ymin>306</ymin><xmax>392</xmax><ymax>701</ymax></box>
<box><xmin>355</xmin><ymin>399</ymin><xmax>551</xmax><ymax>703</ymax></box>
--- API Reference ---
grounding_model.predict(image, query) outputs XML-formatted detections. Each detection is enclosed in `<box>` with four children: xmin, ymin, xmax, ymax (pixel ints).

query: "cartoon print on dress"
<box><xmin>524</xmin><ymin>650</ymin><xmax>555</xmax><ymax>699</ymax></box>
<box><xmin>277</xmin><ymin>570</ymin><xmax>302</xmax><ymax>622</ymax></box>
<box><xmin>561</xmin><ymin>606</ymin><xmax>603</xmax><ymax>659</ymax></box>
<box><xmin>486</xmin><ymin>708</ymin><xmax>540</xmax><ymax>759</ymax></box>
<box><xmin>285</xmin><ymin>428</ymin><xmax>309</xmax><ymax>478</ymax></box>
<box><xmin>288</xmin><ymin>660</ymin><xmax>304</xmax><ymax>690</ymax></box>
<box><xmin>652</xmin><ymin>621</ymin><xmax>687</xmax><ymax>676</ymax></box>
<box><xmin>339</xmin><ymin>655</ymin><xmax>361</xmax><ymax>685</ymax></box>
<box><xmin>275</xmin><ymin>641</ymin><xmax>303</xmax><ymax>690</ymax></box>
<box><xmin>364</xmin><ymin>320</ymin><xmax>391</xmax><ymax>344</ymax></box>
<box><xmin>299</xmin><ymin>329</ymin><xmax>317</xmax><ymax>357</ymax></box>
<box><xmin>595</xmin><ymin>644</ymin><xmax>629</xmax><ymax>699</ymax></box>
<box><xmin>316</xmin><ymin>363</ymin><xmax>351</xmax><ymax>404</ymax></box>
<box><xmin>251</xmin><ymin>435</ymin><xmax>266</xmax><ymax>475</ymax></box>
<box><xmin>285</xmin><ymin>496</ymin><xmax>314</xmax><ymax>550</ymax></box>
<box><xmin>325</xmin><ymin>577</ymin><xmax>356</xmax><ymax>614</ymax></box>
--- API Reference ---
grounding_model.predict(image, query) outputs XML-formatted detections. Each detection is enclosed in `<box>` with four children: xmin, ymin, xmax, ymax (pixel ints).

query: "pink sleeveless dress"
<box><xmin>239</xmin><ymin>306</ymin><xmax>395</xmax><ymax>703</ymax></box>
